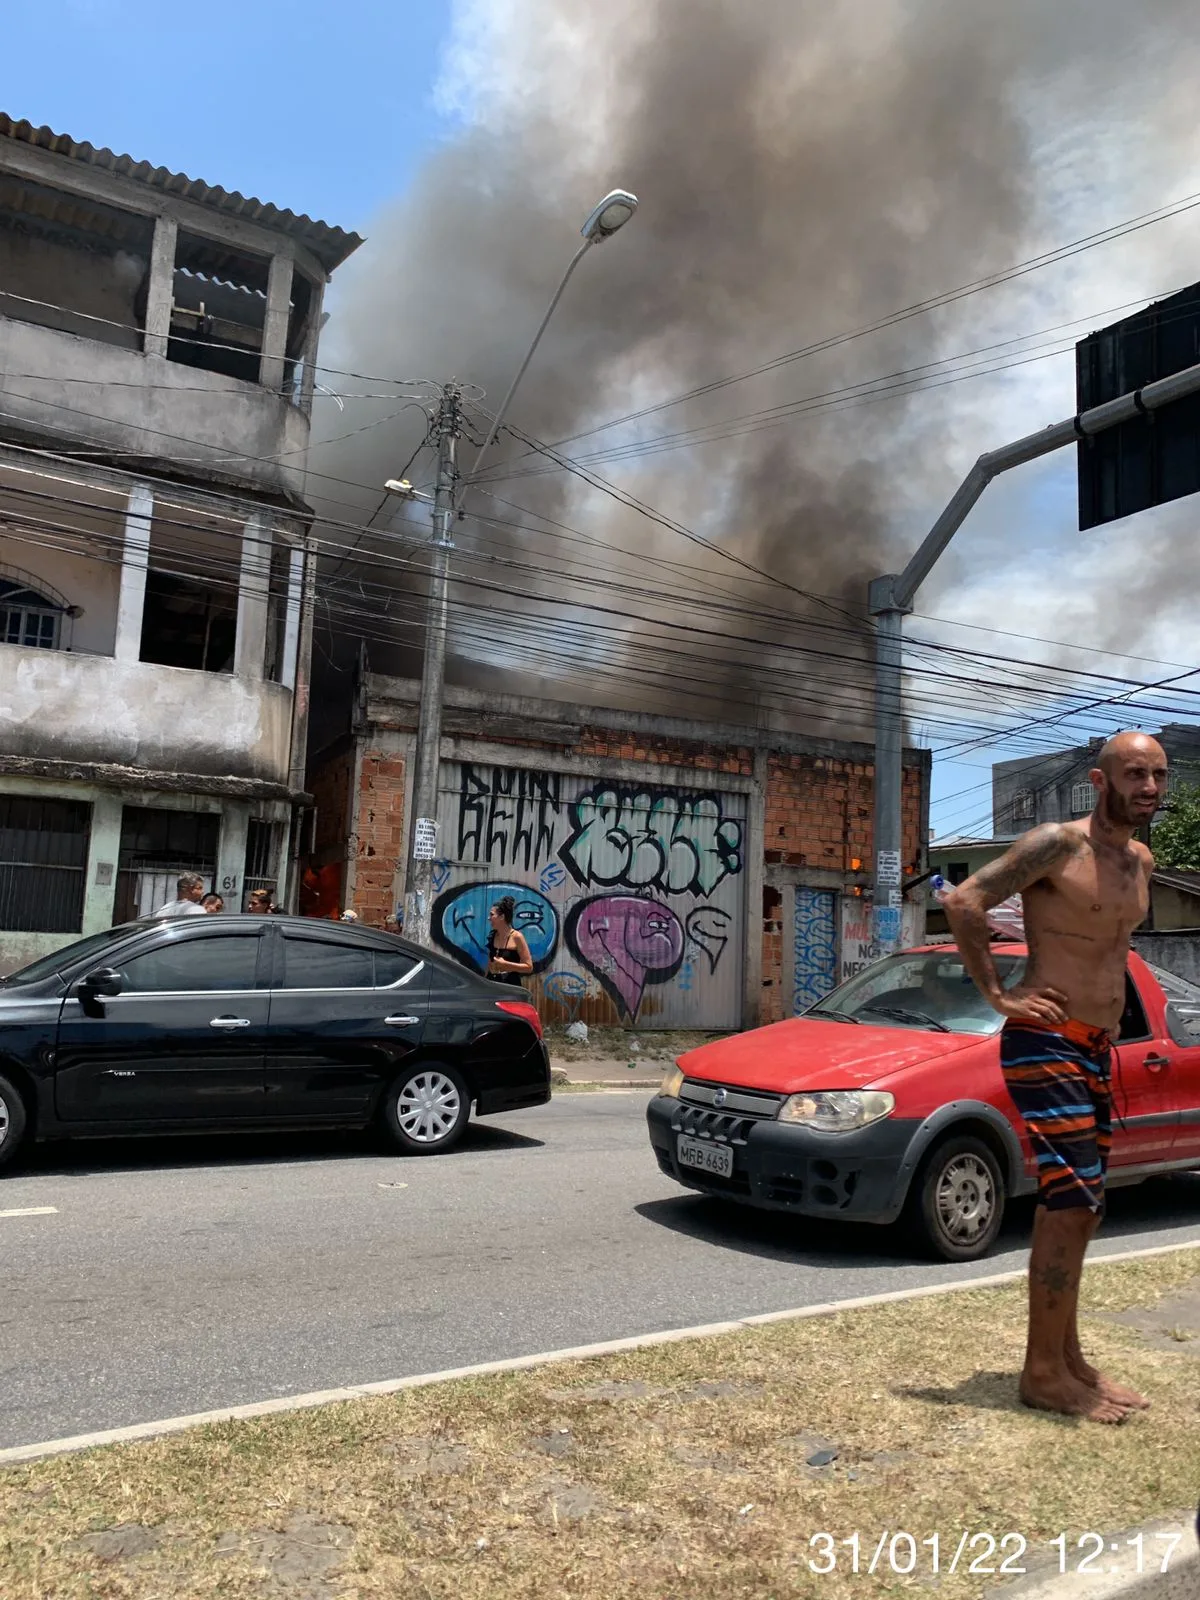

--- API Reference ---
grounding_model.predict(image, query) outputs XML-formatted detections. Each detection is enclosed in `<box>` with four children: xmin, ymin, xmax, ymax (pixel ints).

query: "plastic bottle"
<box><xmin>931</xmin><ymin>873</ymin><xmax>1025</xmax><ymax>939</ymax></box>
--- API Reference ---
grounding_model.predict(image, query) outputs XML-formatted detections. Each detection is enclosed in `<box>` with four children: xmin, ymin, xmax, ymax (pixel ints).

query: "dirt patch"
<box><xmin>3</xmin><ymin>1253</ymin><xmax>1199</xmax><ymax>1600</ymax></box>
<box><xmin>1101</xmin><ymin>1281</ymin><xmax>1200</xmax><ymax>1356</ymax></box>
<box><xmin>215</xmin><ymin>1512</ymin><xmax>354</xmax><ymax>1596</ymax></box>
<box><xmin>75</xmin><ymin>1522</ymin><xmax>161</xmax><ymax>1563</ymax></box>
<box><xmin>545</xmin><ymin>1025</ymin><xmax>729</xmax><ymax>1064</ymax></box>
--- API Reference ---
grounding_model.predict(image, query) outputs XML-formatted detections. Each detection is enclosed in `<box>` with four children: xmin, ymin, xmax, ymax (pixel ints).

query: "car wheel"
<box><xmin>904</xmin><ymin>1134</ymin><xmax>1006</xmax><ymax>1262</ymax></box>
<box><xmin>0</xmin><ymin>1072</ymin><xmax>29</xmax><ymax>1174</ymax></box>
<box><xmin>380</xmin><ymin>1062</ymin><xmax>470</xmax><ymax>1155</ymax></box>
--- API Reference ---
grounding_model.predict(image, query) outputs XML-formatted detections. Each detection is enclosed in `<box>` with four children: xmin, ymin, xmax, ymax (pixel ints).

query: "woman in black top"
<box><xmin>486</xmin><ymin>896</ymin><xmax>534</xmax><ymax>986</ymax></box>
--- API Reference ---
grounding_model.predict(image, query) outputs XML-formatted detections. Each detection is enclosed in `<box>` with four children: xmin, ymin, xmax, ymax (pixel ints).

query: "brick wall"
<box><xmin>308</xmin><ymin>743</ymin><xmax>354</xmax><ymax>863</ymax></box>
<box><xmin>576</xmin><ymin>729</ymin><xmax>754</xmax><ymax>776</ymax></box>
<box><xmin>352</xmin><ymin>753</ymin><xmax>406</xmax><ymax>924</ymax></box>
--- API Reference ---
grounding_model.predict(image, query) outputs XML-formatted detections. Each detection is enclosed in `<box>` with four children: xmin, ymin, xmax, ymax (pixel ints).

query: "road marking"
<box><xmin>1</xmin><ymin>1235</ymin><xmax>1195</xmax><ymax>1469</ymax></box>
<box><xmin>0</xmin><ymin>1206</ymin><xmax>57</xmax><ymax>1219</ymax></box>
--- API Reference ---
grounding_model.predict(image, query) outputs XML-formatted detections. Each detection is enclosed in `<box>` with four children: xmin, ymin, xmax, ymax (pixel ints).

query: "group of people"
<box><xmin>153</xmin><ymin>873</ymin><xmax>277</xmax><ymax>919</ymax></box>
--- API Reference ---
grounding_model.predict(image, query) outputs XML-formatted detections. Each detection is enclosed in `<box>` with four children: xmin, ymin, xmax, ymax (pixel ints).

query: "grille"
<box><xmin>671</xmin><ymin>1104</ymin><xmax>760</xmax><ymax>1146</ymax></box>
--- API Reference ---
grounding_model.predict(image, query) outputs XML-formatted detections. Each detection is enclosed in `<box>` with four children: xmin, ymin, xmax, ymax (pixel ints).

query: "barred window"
<box><xmin>0</xmin><ymin>795</ymin><xmax>90</xmax><ymax>932</ymax></box>
<box><xmin>1012</xmin><ymin>789</ymin><xmax>1035</xmax><ymax>820</ymax></box>
<box><xmin>1071</xmin><ymin>781</ymin><xmax>1096</xmax><ymax>815</ymax></box>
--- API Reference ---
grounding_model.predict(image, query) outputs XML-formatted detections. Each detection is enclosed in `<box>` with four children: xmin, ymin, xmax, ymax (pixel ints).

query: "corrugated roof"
<box><xmin>0</xmin><ymin>113</ymin><xmax>363</xmax><ymax>273</ymax></box>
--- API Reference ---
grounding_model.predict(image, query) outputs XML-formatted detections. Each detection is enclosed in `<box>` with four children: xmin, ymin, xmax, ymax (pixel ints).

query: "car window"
<box><xmin>2</xmin><ymin>924</ymin><xmax>143</xmax><ymax>987</ymax></box>
<box><xmin>117</xmin><ymin>933</ymin><xmax>261</xmax><ymax>994</ymax></box>
<box><xmin>808</xmin><ymin>950</ymin><xmax>1026</xmax><ymax>1035</ymax></box>
<box><xmin>1117</xmin><ymin>973</ymin><xmax>1151</xmax><ymax>1042</ymax></box>
<box><xmin>281</xmin><ymin>938</ymin><xmax>374</xmax><ymax>990</ymax></box>
<box><xmin>375</xmin><ymin>949</ymin><xmax>421</xmax><ymax>987</ymax></box>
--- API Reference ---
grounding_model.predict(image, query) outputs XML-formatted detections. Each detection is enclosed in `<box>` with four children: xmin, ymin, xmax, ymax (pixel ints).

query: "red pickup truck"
<box><xmin>646</xmin><ymin>944</ymin><xmax>1200</xmax><ymax>1260</ymax></box>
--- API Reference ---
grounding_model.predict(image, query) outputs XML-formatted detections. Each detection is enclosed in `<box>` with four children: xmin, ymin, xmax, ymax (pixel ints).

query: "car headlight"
<box><xmin>659</xmin><ymin>1064</ymin><xmax>685</xmax><ymax>1098</ymax></box>
<box><xmin>777</xmin><ymin>1090</ymin><xmax>894</xmax><ymax>1132</ymax></box>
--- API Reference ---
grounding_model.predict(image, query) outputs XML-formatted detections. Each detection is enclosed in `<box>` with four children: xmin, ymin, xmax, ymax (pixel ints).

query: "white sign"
<box><xmin>413</xmin><ymin>817</ymin><xmax>439</xmax><ymax>861</ymax></box>
<box><xmin>876</xmin><ymin>849</ymin><xmax>902</xmax><ymax>884</ymax></box>
<box><xmin>839</xmin><ymin>898</ymin><xmax>878</xmax><ymax>983</ymax></box>
<box><xmin>887</xmin><ymin>888</ymin><xmax>903</xmax><ymax>908</ymax></box>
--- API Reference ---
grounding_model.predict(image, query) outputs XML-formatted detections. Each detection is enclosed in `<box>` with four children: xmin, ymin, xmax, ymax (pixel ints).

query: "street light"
<box><xmin>389</xmin><ymin>187</ymin><xmax>640</xmax><ymax>947</ymax></box>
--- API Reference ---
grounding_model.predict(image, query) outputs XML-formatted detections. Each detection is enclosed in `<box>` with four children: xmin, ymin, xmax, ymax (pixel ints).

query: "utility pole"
<box><xmin>402</xmin><ymin>384</ymin><xmax>461</xmax><ymax>947</ymax></box>
<box><xmin>869</xmin><ymin>352</ymin><xmax>1200</xmax><ymax>958</ymax></box>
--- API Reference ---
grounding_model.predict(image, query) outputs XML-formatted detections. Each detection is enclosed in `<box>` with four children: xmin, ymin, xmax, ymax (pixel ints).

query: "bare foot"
<box><xmin>1066</xmin><ymin>1351</ymin><xmax>1150</xmax><ymax>1411</ymax></box>
<box><xmin>1019</xmin><ymin>1370</ymin><xmax>1129</xmax><ymax>1424</ymax></box>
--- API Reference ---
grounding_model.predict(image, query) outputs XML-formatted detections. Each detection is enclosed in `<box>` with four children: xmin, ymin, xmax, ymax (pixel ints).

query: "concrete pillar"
<box><xmin>234</xmin><ymin>512</ymin><xmax>271</xmax><ymax>680</ymax></box>
<box><xmin>297</xmin><ymin>277</ymin><xmax>326</xmax><ymax>416</ymax></box>
<box><xmin>281</xmin><ymin>543</ymin><xmax>304</xmax><ymax>690</ymax></box>
<box><xmin>215</xmin><ymin>804</ymin><xmax>250</xmax><ymax>910</ymax></box>
<box><xmin>143</xmin><ymin>215</ymin><xmax>178</xmax><ymax>359</ymax></box>
<box><xmin>259</xmin><ymin>252</ymin><xmax>295</xmax><ymax>392</ymax></box>
<box><xmin>81</xmin><ymin>792</ymin><xmax>125</xmax><ymax>934</ymax></box>
<box><xmin>114</xmin><ymin>483</ymin><xmax>153</xmax><ymax>663</ymax></box>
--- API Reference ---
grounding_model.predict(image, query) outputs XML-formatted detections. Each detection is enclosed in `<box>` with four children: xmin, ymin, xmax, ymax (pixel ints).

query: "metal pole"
<box><xmin>403</xmin><ymin>386</ymin><xmax>460</xmax><ymax>946</ymax></box>
<box><xmin>869</xmin><ymin>579</ymin><xmax>906</xmax><ymax>954</ymax></box>
<box><xmin>869</xmin><ymin>351</ymin><xmax>1200</xmax><ymax>956</ymax></box>
<box><xmin>458</xmin><ymin>237</ymin><xmax>594</xmax><ymax>507</ymax></box>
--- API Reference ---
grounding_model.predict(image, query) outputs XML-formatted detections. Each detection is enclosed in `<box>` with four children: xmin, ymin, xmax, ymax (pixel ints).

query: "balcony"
<box><xmin>0</xmin><ymin>317</ymin><xmax>311</xmax><ymax>503</ymax></box>
<box><xmin>0</xmin><ymin>645</ymin><xmax>293</xmax><ymax>784</ymax></box>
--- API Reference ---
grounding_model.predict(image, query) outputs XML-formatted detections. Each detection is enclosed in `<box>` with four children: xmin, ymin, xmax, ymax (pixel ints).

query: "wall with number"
<box><xmin>429</xmin><ymin>760</ymin><xmax>748</xmax><ymax>1030</ymax></box>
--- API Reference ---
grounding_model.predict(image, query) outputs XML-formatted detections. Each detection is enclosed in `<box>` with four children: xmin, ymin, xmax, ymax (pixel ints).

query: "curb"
<box><xmin>2</xmin><ymin>1237</ymin><xmax>1196</xmax><ymax>1469</ymax></box>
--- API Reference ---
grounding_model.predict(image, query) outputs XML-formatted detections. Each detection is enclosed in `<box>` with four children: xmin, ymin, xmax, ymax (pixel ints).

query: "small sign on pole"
<box><xmin>413</xmin><ymin>817</ymin><xmax>439</xmax><ymax>861</ymax></box>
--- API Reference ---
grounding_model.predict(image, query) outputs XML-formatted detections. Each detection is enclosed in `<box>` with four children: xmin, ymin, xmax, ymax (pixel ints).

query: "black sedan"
<box><xmin>0</xmin><ymin>914</ymin><xmax>550</xmax><ymax>1170</ymax></box>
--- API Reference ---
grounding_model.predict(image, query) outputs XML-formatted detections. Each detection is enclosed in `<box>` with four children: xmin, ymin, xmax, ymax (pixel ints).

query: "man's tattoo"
<box><xmin>1035</xmin><ymin>1263</ymin><xmax>1075</xmax><ymax>1295</ymax></box>
<box><xmin>966</xmin><ymin>825</ymin><xmax>1077</xmax><ymax>906</ymax></box>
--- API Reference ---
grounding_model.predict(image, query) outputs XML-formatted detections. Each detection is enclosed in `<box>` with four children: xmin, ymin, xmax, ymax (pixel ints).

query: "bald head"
<box><xmin>1097</xmin><ymin>731</ymin><xmax>1167</xmax><ymax>777</ymax></box>
<box><xmin>1090</xmin><ymin>732</ymin><xmax>1167</xmax><ymax>831</ymax></box>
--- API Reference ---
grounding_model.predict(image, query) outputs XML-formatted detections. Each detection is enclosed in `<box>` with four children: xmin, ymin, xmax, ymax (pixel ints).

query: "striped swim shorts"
<box><xmin>999</xmin><ymin>1018</ymin><xmax>1113</xmax><ymax>1213</ymax></box>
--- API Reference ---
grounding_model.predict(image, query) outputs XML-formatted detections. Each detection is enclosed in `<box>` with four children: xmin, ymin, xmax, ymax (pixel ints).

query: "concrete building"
<box><xmin>303</xmin><ymin>671</ymin><xmax>930</xmax><ymax>1031</ymax></box>
<box><xmin>0</xmin><ymin>114</ymin><xmax>360</xmax><ymax>971</ymax></box>
<box><xmin>992</xmin><ymin>724</ymin><xmax>1200</xmax><ymax>836</ymax></box>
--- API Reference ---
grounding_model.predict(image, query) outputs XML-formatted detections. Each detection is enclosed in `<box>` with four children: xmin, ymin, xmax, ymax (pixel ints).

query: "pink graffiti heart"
<box><xmin>570</xmin><ymin>895</ymin><xmax>685</xmax><ymax>1021</ymax></box>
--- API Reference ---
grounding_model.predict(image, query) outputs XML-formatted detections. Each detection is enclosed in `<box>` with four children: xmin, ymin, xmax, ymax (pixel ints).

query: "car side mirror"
<box><xmin>80</xmin><ymin>967</ymin><xmax>124</xmax><ymax>999</ymax></box>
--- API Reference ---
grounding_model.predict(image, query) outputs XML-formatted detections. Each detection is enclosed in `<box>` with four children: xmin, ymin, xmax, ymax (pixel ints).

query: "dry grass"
<box><xmin>2</xmin><ymin>1252</ymin><xmax>1198</xmax><ymax>1599</ymax></box>
<box><xmin>544</xmin><ymin>1026</ymin><xmax>727</xmax><ymax>1064</ymax></box>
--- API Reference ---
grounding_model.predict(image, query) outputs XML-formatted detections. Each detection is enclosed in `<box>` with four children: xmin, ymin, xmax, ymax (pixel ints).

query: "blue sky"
<box><xmin>2</xmin><ymin>2</ymin><xmax>454</xmax><ymax>234</ymax></box>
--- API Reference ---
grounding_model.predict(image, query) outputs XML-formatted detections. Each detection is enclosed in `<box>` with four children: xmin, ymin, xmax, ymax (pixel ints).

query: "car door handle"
<box><xmin>210</xmin><ymin>1015</ymin><xmax>252</xmax><ymax>1030</ymax></box>
<box><xmin>384</xmin><ymin>1015</ymin><xmax>421</xmax><ymax>1027</ymax></box>
<box><xmin>1143</xmin><ymin>1053</ymin><xmax>1170</xmax><ymax>1071</ymax></box>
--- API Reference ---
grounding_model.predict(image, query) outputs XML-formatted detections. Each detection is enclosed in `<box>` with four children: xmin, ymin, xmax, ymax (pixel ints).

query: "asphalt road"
<box><xmin>4</xmin><ymin>1092</ymin><xmax>1200</xmax><ymax>1451</ymax></box>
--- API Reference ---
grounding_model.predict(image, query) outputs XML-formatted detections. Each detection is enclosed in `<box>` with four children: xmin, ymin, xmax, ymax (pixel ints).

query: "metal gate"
<box><xmin>431</xmin><ymin>760</ymin><xmax>747</xmax><ymax>1030</ymax></box>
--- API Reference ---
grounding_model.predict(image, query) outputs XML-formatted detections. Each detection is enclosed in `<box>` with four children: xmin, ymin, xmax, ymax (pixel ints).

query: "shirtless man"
<box><xmin>944</xmin><ymin>731</ymin><xmax>1167</xmax><ymax>1423</ymax></box>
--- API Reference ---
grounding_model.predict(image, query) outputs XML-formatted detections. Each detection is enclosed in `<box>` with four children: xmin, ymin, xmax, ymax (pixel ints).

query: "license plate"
<box><xmin>677</xmin><ymin>1136</ymin><xmax>733</xmax><ymax>1178</ymax></box>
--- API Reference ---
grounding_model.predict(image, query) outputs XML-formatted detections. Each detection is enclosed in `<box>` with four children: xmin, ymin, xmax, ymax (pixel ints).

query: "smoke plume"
<box><xmin>310</xmin><ymin>0</ymin><xmax>1200</xmax><ymax>738</ymax></box>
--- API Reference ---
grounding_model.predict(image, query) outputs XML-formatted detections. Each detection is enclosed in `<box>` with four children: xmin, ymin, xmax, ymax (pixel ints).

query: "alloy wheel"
<box><xmin>0</xmin><ymin>1091</ymin><xmax>8</xmax><ymax>1148</ymax></box>
<box><xmin>394</xmin><ymin>1070</ymin><xmax>462</xmax><ymax>1145</ymax></box>
<box><xmin>935</xmin><ymin>1152</ymin><xmax>995</xmax><ymax>1244</ymax></box>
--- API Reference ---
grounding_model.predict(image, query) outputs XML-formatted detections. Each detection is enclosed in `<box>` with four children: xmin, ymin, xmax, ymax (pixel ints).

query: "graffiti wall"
<box><xmin>430</xmin><ymin>761</ymin><xmax>747</xmax><ymax>1029</ymax></box>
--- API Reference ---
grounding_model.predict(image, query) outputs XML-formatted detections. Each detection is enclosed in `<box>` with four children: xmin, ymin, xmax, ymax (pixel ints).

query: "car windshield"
<box><xmin>807</xmin><ymin>950</ymin><xmax>1026</xmax><ymax>1036</ymax></box>
<box><xmin>0</xmin><ymin>924</ymin><xmax>146</xmax><ymax>988</ymax></box>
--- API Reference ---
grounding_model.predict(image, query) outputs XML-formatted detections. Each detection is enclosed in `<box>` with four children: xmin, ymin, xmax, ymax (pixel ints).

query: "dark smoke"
<box><xmin>310</xmin><ymin>0</ymin><xmax>1197</xmax><ymax>738</ymax></box>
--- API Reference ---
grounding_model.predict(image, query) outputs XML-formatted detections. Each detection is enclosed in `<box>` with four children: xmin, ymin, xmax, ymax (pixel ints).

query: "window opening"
<box><xmin>244</xmin><ymin>818</ymin><xmax>280</xmax><ymax>904</ymax></box>
<box><xmin>168</xmin><ymin>231</ymin><xmax>272</xmax><ymax>383</ymax></box>
<box><xmin>0</xmin><ymin>576</ymin><xmax>65</xmax><ymax>649</ymax></box>
<box><xmin>1071</xmin><ymin>781</ymin><xmax>1096</xmax><ymax>815</ymax></box>
<box><xmin>0</xmin><ymin>173</ymin><xmax>152</xmax><ymax>349</ymax></box>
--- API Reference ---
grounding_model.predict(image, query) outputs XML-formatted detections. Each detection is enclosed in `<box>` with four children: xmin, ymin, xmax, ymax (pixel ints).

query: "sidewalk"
<box><xmin>551</xmin><ymin>1056</ymin><xmax>663</xmax><ymax>1087</ymax></box>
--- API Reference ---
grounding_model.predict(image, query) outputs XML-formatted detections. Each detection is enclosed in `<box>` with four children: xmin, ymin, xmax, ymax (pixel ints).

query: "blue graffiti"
<box><xmin>432</xmin><ymin>881</ymin><xmax>559</xmax><ymax>974</ymax></box>
<box><xmin>432</xmin><ymin>859</ymin><xmax>452</xmax><ymax>894</ymax></box>
<box><xmin>542</xmin><ymin>970</ymin><xmax>591</xmax><ymax>1021</ymax></box>
<box><xmin>539</xmin><ymin>861</ymin><xmax>567</xmax><ymax>894</ymax></box>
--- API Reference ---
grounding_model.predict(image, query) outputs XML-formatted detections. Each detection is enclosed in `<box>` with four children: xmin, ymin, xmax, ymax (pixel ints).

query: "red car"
<box><xmin>646</xmin><ymin>944</ymin><xmax>1200</xmax><ymax>1261</ymax></box>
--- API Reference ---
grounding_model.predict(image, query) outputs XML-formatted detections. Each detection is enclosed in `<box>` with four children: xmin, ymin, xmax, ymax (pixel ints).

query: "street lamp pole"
<box><xmin>869</xmin><ymin>352</ymin><xmax>1200</xmax><ymax>958</ymax></box>
<box><xmin>388</xmin><ymin>190</ymin><xmax>639</xmax><ymax>947</ymax></box>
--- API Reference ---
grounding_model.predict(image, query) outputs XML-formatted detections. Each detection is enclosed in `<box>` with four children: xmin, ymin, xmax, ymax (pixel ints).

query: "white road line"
<box><xmin>0</xmin><ymin>1206</ymin><xmax>58</xmax><ymax>1219</ymax></box>
<box><xmin>0</xmin><ymin>1235</ymin><xmax>1195</xmax><ymax>1469</ymax></box>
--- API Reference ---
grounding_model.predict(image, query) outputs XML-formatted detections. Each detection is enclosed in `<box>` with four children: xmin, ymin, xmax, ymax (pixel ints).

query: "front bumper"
<box><xmin>646</xmin><ymin>1093</ymin><xmax>922</xmax><ymax>1224</ymax></box>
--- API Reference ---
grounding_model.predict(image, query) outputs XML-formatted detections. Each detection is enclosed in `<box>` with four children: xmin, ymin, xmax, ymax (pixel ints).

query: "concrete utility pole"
<box><xmin>870</xmin><ymin>353</ymin><xmax>1200</xmax><ymax>957</ymax></box>
<box><xmin>402</xmin><ymin>385</ymin><xmax>461</xmax><ymax>947</ymax></box>
<box><xmin>384</xmin><ymin>189</ymin><xmax>639</xmax><ymax>948</ymax></box>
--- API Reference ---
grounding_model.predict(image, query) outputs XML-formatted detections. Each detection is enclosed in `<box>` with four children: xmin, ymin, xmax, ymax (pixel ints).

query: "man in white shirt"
<box><xmin>154</xmin><ymin>872</ymin><xmax>208</xmax><ymax>918</ymax></box>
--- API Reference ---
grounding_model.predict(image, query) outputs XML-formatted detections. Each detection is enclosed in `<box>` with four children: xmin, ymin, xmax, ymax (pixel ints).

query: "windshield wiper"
<box><xmin>806</xmin><ymin>1005</ymin><xmax>861</xmax><ymax>1024</ymax></box>
<box><xmin>860</xmin><ymin>1005</ymin><xmax>950</xmax><ymax>1033</ymax></box>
